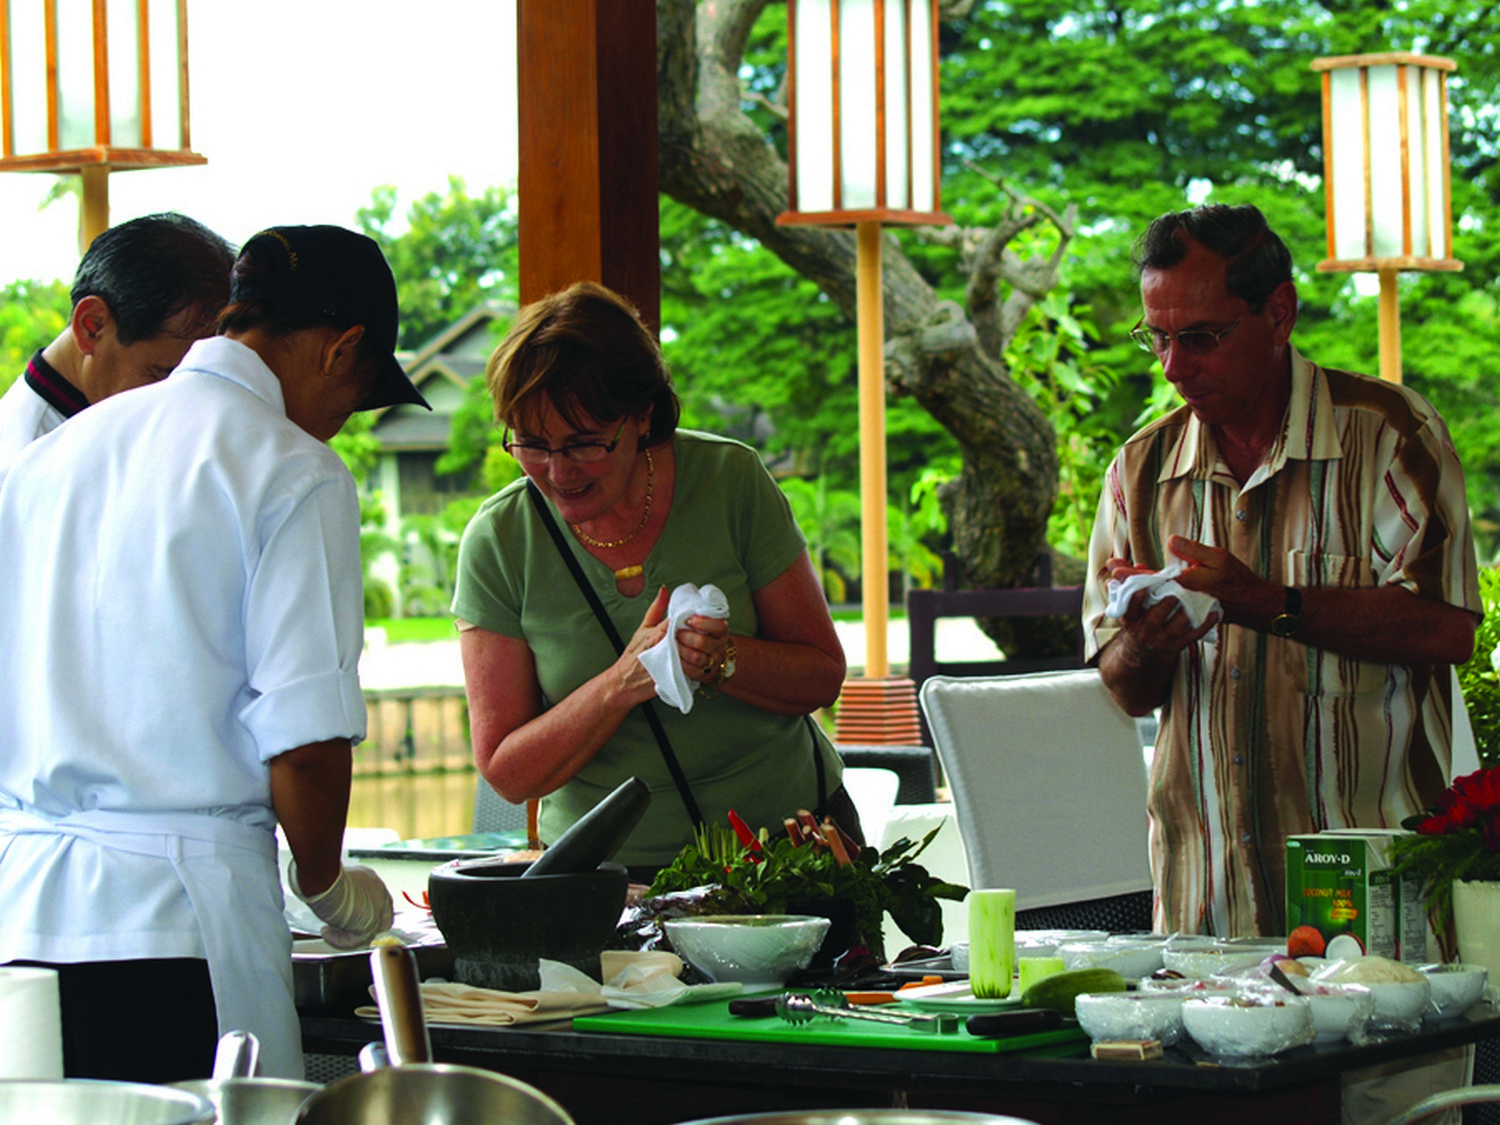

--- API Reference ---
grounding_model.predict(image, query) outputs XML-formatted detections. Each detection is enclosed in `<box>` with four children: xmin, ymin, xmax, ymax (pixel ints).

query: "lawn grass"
<box><xmin>367</xmin><ymin>617</ymin><xmax>459</xmax><ymax>644</ymax></box>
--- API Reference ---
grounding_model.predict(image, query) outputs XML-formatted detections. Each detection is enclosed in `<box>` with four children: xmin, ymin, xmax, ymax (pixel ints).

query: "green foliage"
<box><xmin>1459</xmin><ymin>568</ymin><xmax>1500</xmax><ymax>770</ymax></box>
<box><xmin>1003</xmin><ymin>283</ymin><xmax>1121</xmax><ymax>558</ymax></box>
<box><xmin>647</xmin><ymin>824</ymin><xmax>969</xmax><ymax>953</ymax></box>
<box><xmin>0</xmin><ymin>279</ymin><xmax>70</xmax><ymax>390</ymax></box>
<box><xmin>357</xmin><ymin>177</ymin><xmax>519</xmax><ymax>351</ymax></box>
<box><xmin>398</xmin><ymin>497</ymin><xmax>486</xmax><ymax>618</ymax></box>
<box><xmin>778</xmin><ymin>476</ymin><xmax>862</xmax><ymax>602</ymax></box>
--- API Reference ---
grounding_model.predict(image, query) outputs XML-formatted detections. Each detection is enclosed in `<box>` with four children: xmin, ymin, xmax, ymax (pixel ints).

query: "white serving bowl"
<box><xmin>1075</xmin><ymin>991</ymin><xmax>1187</xmax><ymax>1045</ymax></box>
<box><xmin>1013</xmin><ymin>930</ymin><xmax>1108</xmax><ymax>959</ymax></box>
<box><xmin>1420</xmin><ymin>963</ymin><xmax>1489</xmax><ymax>1019</ymax></box>
<box><xmin>1365</xmin><ymin>979</ymin><xmax>1433</xmax><ymax>1028</ymax></box>
<box><xmin>1058</xmin><ymin>940</ymin><xmax>1164</xmax><ymax>981</ymax></box>
<box><xmin>949</xmin><ymin>943</ymin><xmax>969</xmax><ymax>972</ymax></box>
<box><xmin>1299</xmin><ymin>984</ymin><xmax>1375</xmax><ymax>1043</ymax></box>
<box><xmin>1162</xmin><ymin>940</ymin><xmax>1283</xmax><ymax>980</ymax></box>
<box><xmin>664</xmin><ymin>914</ymin><xmax>831</xmax><ymax>987</ymax></box>
<box><xmin>1181</xmin><ymin>993</ymin><xmax>1314</xmax><ymax>1057</ymax></box>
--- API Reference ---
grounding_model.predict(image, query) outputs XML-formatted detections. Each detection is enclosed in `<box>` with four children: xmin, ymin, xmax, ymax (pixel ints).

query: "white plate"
<box><xmin>894</xmin><ymin>980</ymin><xmax>1023</xmax><ymax>1013</ymax></box>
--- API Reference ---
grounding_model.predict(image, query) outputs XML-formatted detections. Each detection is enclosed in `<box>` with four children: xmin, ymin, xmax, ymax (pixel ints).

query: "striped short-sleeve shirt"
<box><xmin>1083</xmin><ymin>348</ymin><xmax>1482</xmax><ymax>938</ymax></box>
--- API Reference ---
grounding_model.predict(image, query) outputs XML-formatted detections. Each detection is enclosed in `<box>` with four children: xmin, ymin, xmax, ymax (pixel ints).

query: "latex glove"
<box><xmin>290</xmin><ymin>862</ymin><xmax>394</xmax><ymax>950</ymax></box>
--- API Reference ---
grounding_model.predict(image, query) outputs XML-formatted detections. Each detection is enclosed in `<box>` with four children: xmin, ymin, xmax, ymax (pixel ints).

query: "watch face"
<box><xmin>1271</xmin><ymin>614</ymin><xmax>1298</xmax><ymax>637</ymax></box>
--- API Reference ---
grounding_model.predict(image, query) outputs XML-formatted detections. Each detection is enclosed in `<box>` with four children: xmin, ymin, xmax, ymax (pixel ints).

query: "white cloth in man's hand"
<box><xmin>637</xmin><ymin>583</ymin><xmax>730</xmax><ymax>714</ymax></box>
<box><xmin>290</xmin><ymin>862</ymin><xmax>394</xmax><ymax>949</ymax></box>
<box><xmin>1105</xmin><ymin>560</ymin><xmax>1221</xmax><ymax>643</ymax></box>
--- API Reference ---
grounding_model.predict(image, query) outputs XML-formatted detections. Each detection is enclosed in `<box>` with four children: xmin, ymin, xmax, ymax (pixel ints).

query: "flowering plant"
<box><xmin>1390</xmin><ymin>766</ymin><xmax>1500</xmax><ymax>955</ymax></box>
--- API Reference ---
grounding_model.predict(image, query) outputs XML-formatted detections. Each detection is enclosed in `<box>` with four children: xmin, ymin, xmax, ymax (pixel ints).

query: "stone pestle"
<box><xmin>521</xmin><ymin>776</ymin><xmax>651</xmax><ymax>878</ymax></box>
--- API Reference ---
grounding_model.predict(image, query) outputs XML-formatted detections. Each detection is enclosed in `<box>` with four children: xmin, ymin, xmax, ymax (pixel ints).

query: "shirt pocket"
<box><xmin>1278</xmin><ymin>549</ymin><xmax>1386</xmax><ymax>696</ymax></box>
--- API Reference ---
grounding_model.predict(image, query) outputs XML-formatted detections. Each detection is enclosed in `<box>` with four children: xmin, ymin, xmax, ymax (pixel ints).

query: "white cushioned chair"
<box><xmin>918</xmin><ymin>669</ymin><xmax>1154</xmax><ymax>926</ymax></box>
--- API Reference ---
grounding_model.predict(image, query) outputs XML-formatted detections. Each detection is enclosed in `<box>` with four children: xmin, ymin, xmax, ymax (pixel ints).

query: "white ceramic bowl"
<box><xmin>664</xmin><ymin>914</ymin><xmax>831</xmax><ymax>987</ymax></box>
<box><xmin>949</xmin><ymin>943</ymin><xmax>969</xmax><ymax>972</ymax></box>
<box><xmin>1075</xmin><ymin>991</ymin><xmax>1187</xmax><ymax>1045</ymax></box>
<box><xmin>1181</xmin><ymin>993</ymin><xmax>1314</xmax><ymax>1057</ymax></box>
<box><xmin>1058</xmin><ymin>940</ymin><xmax>1164</xmax><ymax>981</ymax></box>
<box><xmin>1420</xmin><ymin>964</ymin><xmax>1489</xmax><ymax>1019</ymax></box>
<box><xmin>1299</xmin><ymin>984</ymin><xmax>1375</xmax><ymax>1043</ymax></box>
<box><xmin>1365</xmin><ymin>978</ymin><xmax>1433</xmax><ymax>1028</ymax></box>
<box><xmin>1162</xmin><ymin>941</ymin><xmax>1283</xmax><ymax>980</ymax></box>
<box><xmin>1013</xmin><ymin>930</ymin><xmax>1109</xmax><ymax>959</ymax></box>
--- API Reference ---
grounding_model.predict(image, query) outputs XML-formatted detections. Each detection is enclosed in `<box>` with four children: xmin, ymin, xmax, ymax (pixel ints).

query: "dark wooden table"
<box><xmin>302</xmin><ymin>1003</ymin><xmax>1500</xmax><ymax>1125</ymax></box>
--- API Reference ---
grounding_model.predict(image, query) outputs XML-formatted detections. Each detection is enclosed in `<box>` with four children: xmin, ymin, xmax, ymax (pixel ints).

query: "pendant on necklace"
<box><xmin>614</xmin><ymin>565</ymin><xmax>644</xmax><ymax>581</ymax></box>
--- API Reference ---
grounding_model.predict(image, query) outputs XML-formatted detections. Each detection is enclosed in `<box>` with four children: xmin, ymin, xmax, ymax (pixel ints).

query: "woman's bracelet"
<box><xmin>697</xmin><ymin>637</ymin><xmax>738</xmax><ymax>699</ymax></box>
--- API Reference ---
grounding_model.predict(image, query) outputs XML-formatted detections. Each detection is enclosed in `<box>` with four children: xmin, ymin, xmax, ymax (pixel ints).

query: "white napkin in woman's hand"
<box><xmin>637</xmin><ymin>582</ymin><xmax>730</xmax><ymax>714</ymax></box>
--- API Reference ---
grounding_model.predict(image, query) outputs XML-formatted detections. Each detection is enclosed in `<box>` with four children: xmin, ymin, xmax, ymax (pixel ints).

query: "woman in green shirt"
<box><xmin>451</xmin><ymin>282</ymin><xmax>853</xmax><ymax>877</ymax></box>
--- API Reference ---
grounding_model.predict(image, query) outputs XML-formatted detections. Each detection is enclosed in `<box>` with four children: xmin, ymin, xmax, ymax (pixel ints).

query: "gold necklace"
<box><xmin>572</xmin><ymin>447</ymin><xmax>654</xmax><ymax>564</ymax></box>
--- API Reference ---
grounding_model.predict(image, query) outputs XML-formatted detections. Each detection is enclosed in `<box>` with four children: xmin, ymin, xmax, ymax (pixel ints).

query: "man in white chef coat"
<box><xmin>0</xmin><ymin>211</ymin><xmax>234</xmax><ymax>480</ymax></box>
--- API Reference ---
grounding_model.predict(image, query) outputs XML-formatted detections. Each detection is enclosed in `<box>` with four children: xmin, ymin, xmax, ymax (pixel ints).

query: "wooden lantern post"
<box><xmin>777</xmin><ymin>0</ymin><xmax>950</xmax><ymax>743</ymax></box>
<box><xmin>1312</xmin><ymin>52</ymin><xmax>1462</xmax><ymax>383</ymax></box>
<box><xmin>0</xmin><ymin>0</ymin><xmax>206</xmax><ymax>253</ymax></box>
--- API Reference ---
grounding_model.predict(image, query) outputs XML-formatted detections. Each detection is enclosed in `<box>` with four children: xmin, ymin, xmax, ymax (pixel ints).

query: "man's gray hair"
<box><xmin>1133</xmin><ymin>203</ymin><xmax>1293</xmax><ymax>311</ymax></box>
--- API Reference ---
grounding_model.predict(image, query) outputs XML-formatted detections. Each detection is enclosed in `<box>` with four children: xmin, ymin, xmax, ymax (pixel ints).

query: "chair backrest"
<box><xmin>919</xmin><ymin>669</ymin><xmax>1153</xmax><ymax>911</ymax></box>
<box><xmin>472</xmin><ymin>777</ymin><xmax>530</xmax><ymax>835</ymax></box>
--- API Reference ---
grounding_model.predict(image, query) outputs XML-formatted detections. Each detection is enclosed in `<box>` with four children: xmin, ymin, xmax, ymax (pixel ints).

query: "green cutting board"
<box><xmin>573</xmin><ymin>999</ymin><xmax>1087</xmax><ymax>1054</ymax></box>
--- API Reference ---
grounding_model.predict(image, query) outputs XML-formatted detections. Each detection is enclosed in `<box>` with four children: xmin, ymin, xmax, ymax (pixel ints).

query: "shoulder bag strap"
<box><xmin>525</xmin><ymin>480</ymin><xmax>705</xmax><ymax>829</ymax></box>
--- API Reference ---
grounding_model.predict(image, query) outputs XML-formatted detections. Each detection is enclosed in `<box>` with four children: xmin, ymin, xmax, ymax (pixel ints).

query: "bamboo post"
<box><xmin>856</xmin><ymin>219</ymin><xmax>888</xmax><ymax>679</ymax></box>
<box><xmin>1378</xmin><ymin>267</ymin><xmax>1402</xmax><ymax>383</ymax></box>
<box><xmin>79</xmin><ymin>165</ymin><xmax>109</xmax><ymax>251</ymax></box>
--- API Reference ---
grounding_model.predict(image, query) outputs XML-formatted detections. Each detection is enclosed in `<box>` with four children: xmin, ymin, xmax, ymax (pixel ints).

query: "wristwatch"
<box><xmin>1270</xmin><ymin>587</ymin><xmax>1302</xmax><ymax>637</ymax></box>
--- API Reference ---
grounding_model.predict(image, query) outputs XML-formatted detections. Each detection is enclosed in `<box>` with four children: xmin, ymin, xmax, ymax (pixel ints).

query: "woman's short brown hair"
<box><xmin>486</xmin><ymin>281</ymin><xmax>680</xmax><ymax>446</ymax></box>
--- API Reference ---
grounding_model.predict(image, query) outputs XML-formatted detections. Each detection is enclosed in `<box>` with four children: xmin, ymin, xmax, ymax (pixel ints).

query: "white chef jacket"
<box><xmin>0</xmin><ymin>335</ymin><xmax>368</xmax><ymax>1078</ymax></box>
<box><xmin>0</xmin><ymin>374</ymin><xmax>65</xmax><ymax>485</ymax></box>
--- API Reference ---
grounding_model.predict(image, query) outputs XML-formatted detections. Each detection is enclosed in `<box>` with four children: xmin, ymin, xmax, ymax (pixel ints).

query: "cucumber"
<box><xmin>1019</xmin><ymin>967</ymin><xmax>1127</xmax><ymax>1016</ymax></box>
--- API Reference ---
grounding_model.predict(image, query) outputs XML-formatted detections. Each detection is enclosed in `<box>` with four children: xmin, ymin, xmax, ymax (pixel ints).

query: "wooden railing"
<box><xmin>358</xmin><ymin>687</ymin><xmax>472</xmax><ymax>777</ymax></box>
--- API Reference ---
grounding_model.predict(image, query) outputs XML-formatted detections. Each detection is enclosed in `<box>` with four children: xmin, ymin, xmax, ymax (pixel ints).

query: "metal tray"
<box><xmin>292</xmin><ymin>940</ymin><xmax>453</xmax><ymax>1016</ymax></box>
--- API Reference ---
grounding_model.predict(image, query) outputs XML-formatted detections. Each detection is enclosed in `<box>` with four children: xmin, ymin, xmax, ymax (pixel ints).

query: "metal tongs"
<box><xmin>775</xmin><ymin>990</ymin><xmax>961</xmax><ymax>1034</ymax></box>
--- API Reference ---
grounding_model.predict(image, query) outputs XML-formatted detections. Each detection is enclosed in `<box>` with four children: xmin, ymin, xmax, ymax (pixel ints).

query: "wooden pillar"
<box><xmin>516</xmin><ymin>0</ymin><xmax>660</xmax><ymax>331</ymax></box>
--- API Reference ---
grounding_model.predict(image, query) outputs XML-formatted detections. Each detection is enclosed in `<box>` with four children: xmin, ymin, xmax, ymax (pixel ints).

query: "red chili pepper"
<box><xmin>402</xmin><ymin>890</ymin><xmax>432</xmax><ymax>911</ymax></box>
<box><xmin>727</xmin><ymin>809</ymin><xmax>762</xmax><ymax>852</ymax></box>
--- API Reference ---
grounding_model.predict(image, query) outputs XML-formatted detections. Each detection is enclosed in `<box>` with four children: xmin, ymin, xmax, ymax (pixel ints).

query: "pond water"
<box><xmin>348</xmin><ymin>770</ymin><xmax>478</xmax><ymax>840</ymax></box>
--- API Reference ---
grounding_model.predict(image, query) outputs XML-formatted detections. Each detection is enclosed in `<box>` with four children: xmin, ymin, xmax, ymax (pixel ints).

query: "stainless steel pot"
<box><xmin>293</xmin><ymin>945</ymin><xmax>574</xmax><ymax>1125</ymax></box>
<box><xmin>676</xmin><ymin>1114</ymin><xmax>1042</xmax><ymax>1125</ymax></box>
<box><xmin>0</xmin><ymin>1078</ymin><xmax>212</xmax><ymax>1124</ymax></box>
<box><xmin>172</xmin><ymin>1077</ymin><xmax>320</xmax><ymax>1125</ymax></box>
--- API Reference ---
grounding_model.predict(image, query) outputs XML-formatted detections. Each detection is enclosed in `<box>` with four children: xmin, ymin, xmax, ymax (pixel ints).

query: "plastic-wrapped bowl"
<box><xmin>663</xmin><ymin>915</ymin><xmax>831</xmax><ymax>987</ymax></box>
<box><xmin>1058</xmin><ymin>940</ymin><xmax>1163</xmax><ymax>981</ymax></box>
<box><xmin>1299</xmin><ymin>984</ymin><xmax>1374</xmax><ymax>1043</ymax></box>
<box><xmin>1075</xmin><ymin>991</ymin><xmax>1186</xmax><ymax>1045</ymax></box>
<box><xmin>1420</xmin><ymin>963</ymin><xmax>1489</xmax><ymax>1019</ymax></box>
<box><xmin>1162</xmin><ymin>940</ymin><xmax>1283</xmax><ymax>980</ymax></box>
<box><xmin>1365</xmin><ymin>978</ymin><xmax>1433</xmax><ymax>1029</ymax></box>
<box><xmin>1181</xmin><ymin>992</ymin><xmax>1314</xmax><ymax>1057</ymax></box>
<box><xmin>1012</xmin><ymin>930</ymin><xmax>1108</xmax><ymax>960</ymax></box>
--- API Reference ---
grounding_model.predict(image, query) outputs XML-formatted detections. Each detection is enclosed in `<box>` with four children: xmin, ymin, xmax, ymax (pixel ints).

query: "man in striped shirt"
<box><xmin>1083</xmin><ymin>203</ymin><xmax>1482</xmax><ymax>940</ymax></box>
<box><xmin>0</xmin><ymin>213</ymin><xmax>233</xmax><ymax>482</ymax></box>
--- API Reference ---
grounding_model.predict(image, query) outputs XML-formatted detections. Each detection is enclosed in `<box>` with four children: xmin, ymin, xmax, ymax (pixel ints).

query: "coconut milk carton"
<box><xmin>1285</xmin><ymin>829</ymin><xmax>1424</xmax><ymax>963</ymax></box>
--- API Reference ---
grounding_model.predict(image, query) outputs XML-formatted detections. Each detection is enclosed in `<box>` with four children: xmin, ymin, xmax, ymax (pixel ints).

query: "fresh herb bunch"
<box><xmin>647</xmin><ymin>817</ymin><xmax>969</xmax><ymax>955</ymax></box>
<box><xmin>1390</xmin><ymin>765</ymin><xmax>1500</xmax><ymax>953</ymax></box>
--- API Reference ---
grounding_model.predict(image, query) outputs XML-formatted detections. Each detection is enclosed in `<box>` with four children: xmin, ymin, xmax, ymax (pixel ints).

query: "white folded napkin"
<box><xmin>1105</xmin><ymin>561</ymin><xmax>1221</xmax><ymax>643</ymax></box>
<box><xmin>354</xmin><ymin>950</ymin><xmax>739</xmax><ymax>1027</ymax></box>
<box><xmin>637</xmin><ymin>582</ymin><xmax>730</xmax><ymax>714</ymax></box>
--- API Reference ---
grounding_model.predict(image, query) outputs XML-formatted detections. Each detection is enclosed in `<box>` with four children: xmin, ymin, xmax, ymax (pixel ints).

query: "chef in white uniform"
<box><xmin>0</xmin><ymin>225</ymin><xmax>431</xmax><ymax>1081</ymax></box>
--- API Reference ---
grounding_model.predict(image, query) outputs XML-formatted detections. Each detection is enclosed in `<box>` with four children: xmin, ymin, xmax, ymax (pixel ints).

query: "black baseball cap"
<box><xmin>231</xmin><ymin>225</ymin><xmax>430</xmax><ymax>411</ymax></box>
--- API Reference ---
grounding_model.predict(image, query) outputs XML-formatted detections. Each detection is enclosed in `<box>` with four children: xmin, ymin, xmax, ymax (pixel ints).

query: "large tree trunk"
<box><xmin>657</xmin><ymin>0</ymin><xmax>1075</xmax><ymax>654</ymax></box>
